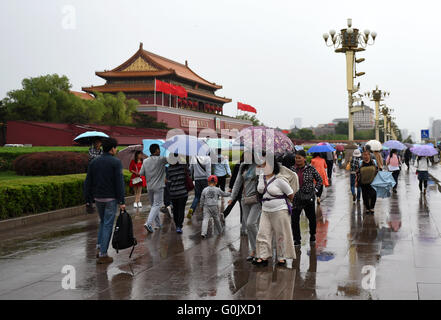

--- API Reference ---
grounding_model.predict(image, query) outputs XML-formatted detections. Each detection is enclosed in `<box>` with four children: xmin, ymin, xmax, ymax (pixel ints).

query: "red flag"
<box><xmin>237</xmin><ymin>102</ymin><xmax>257</xmax><ymax>113</ymax></box>
<box><xmin>155</xmin><ymin>79</ymin><xmax>171</xmax><ymax>95</ymax></box>
<box><xmin>156</xmin><ymin>80</ymin><xmax>188</xmax><ymax>98</ymax></box>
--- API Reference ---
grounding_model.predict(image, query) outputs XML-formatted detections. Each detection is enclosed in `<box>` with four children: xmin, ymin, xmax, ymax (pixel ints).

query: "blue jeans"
<box><xmin>350</xmin><ymin>173</ymin><xmax>361</xmax><ymax>200</ymax></box>
<box><xmin>146</xmin><ymin>188</ymin><xmax>164</xmax><ymax>226</ymax></box>
<box><xmin>190</xmin><ymin>179</ymin><xmax>208</xmax><ymax>211</ymax></box>
<box><xmin>96</xmin><ymin>200</ymin><xmax>117</xmax><ymax>256</ymax></box>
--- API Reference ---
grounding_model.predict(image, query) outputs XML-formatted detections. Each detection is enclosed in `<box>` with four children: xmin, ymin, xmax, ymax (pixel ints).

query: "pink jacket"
<box><xmin>386</xmin><ymin>154</ymin><xmax>400</xmax><ymax>167</ymax></box>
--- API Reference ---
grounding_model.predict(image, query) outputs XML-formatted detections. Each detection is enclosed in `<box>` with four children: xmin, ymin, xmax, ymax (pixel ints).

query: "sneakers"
<box><xmin>201</xmin><ymin>234</ymin><xmax>206</xmax><ymax>239</ymax></box>
<box><xmin>352</xmin><ymin>194</ymin><xmax>356</xmax><ymax>202</ymax></box>
<box><xmin>97</xmin><ymin>255</ymin><xmax>113</xmax><ymax>264</ymax></box>
<box><xmin>176</xmin><ymin>227</ymin><xmax>182</xmax><ymax>234</ymax></box>
<box><xmin>133</xmin><ymin>202</ymin><xmax>138</xmax><ymax>208</ymax></box>
<box><xmin>160</xmin><ymin>206</ymin><xmax>168</xmax><ymax>213</ymax></box>
<box><xmin>187</xmin><ymin>208</ymin><xmax>194</xmax><ymax>219</ymax></box>
<box><xmin>144</xmin><ymin>224</ymin><xmax>154</xmax><ymax>233</ymax></box>
<box><xmin>138</xmin><ymin>202</ymin><xmax>142</xmax><ymax>208</ymax></box>
<box><xmin>294</xmin><ymin>241</ymin><xmax>301</xmax><ymax>247</ymax></box>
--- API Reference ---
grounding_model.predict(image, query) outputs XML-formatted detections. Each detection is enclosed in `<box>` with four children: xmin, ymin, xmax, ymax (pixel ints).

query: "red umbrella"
<box><xmin>336</xmin><ymin>144</ymin><xmax>345</xmax><ymax>152</ymax></box>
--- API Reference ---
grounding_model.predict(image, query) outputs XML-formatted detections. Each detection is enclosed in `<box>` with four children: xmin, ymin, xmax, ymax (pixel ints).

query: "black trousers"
<box><xmin>360</xmin><ymin>184</ymin><xmax>377</xmax><ymax>210</ymax></box>
<box><xmin>419</xmin><ymin>180</ymin><xmax>428</xmax><ymax>191</ymax></box>
<box><xmin>292</xmin><ymin>198</ymin><xmax>316</xmax><ymax>243</ymax></box>
<box><xmin>326</xmin><ymin>160</ymin><xmax>334</xmax><ymax>180</ymax></box>
<box><xmin>171</xmin><ymin>196</ymin><xmax>188</xmax><ymax>229</ymax></box>
<box><xmin>392</xmin><ymin>170</ymin><xmax>400</xmax><ymax>189</ymax></box>
<box><xmin>216</xmin><ymin>175</ymin><xmax>227</xmax><ymax>191</ymax></box>
<box><xmin>163</xmin><ymin>182</ymin><xmax>171</xmax><ymax>207</ymax></box>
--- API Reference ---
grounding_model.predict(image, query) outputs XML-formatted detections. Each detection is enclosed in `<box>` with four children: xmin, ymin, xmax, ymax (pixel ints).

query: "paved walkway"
<box><xmin>1</xmin><ymin>164</ymin><xmax>441</xmax><ymax>300</ymax></box>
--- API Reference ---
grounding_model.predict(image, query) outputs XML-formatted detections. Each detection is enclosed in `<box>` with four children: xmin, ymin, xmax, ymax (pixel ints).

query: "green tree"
<box><xmin>289</xmin><ymin>128</ymin><xmax>316</xmax><ymax>140</ymax></box>
<box><xmin>236</xmin><ymin>113</ymin><xmax>263</xmax><ymax>126</ymax></box>
<box><xmin>335</xmin><ymin>121</ymin><xmax>348</xmax><ymax>135</ymax></box>
<box><xmin>131</xmin><ymin>111</ymin><xmax>168</xmax><ymax>129</ymax></box>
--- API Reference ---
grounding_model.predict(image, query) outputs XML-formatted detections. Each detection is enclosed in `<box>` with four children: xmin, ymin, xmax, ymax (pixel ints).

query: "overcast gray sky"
<box><xmin>1</xmin><ymin>0</ymin><xmax>440</xmax><ymax>141</ymax></box>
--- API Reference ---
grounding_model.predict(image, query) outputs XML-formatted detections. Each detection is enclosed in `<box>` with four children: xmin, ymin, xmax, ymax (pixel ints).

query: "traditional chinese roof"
<box><xmin>82</xmin><ymin>83</ymin><xmax>231</xmax><ymax>103</ymax></box>
<box><xmin>70</xmin><ymin>90</ymin><xmax>94</xmax><ymax>100</ymax></box>
<box><xmin>95</xmin><ymin>43</ymin><xmax>222</xmax><ymax>90</ymax></box>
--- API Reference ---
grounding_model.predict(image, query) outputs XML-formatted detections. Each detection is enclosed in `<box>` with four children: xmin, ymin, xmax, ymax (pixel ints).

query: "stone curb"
<box><xmin>0</xmin><ymin>194</ymin><xmax>148</xmax><ymax>232</ymax></box>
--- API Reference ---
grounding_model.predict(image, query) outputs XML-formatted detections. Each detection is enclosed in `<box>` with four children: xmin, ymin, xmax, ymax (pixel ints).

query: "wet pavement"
<box><xmin>1</xmin><ymin>164</ymin><xmax>441</xmax><ymax>300</ymax></box>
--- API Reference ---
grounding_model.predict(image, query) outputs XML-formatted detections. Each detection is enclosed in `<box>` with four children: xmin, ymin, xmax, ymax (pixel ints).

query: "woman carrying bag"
<box><xmin>386</xmin><ymin>149</ymin><xmax>401</xmax><ymax>194</ymax></box>
<box><xmin>129</xmin><ymin>151</ymin><xmax>146</xmax><ymax>208</ymax></box>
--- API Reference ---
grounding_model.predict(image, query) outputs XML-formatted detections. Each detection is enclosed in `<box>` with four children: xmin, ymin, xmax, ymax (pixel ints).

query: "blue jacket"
<box><xmin>84</xmin><ymin>153</ymin><xmax>125</xmax><ymax>204</ymax></box>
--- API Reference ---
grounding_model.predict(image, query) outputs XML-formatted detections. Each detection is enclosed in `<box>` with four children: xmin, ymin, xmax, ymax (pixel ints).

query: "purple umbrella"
<box><xmin>383</xmin><ymin>140</ymin><xmax>406</xmax><ymax>151</ymax></box>
<box><xmin>234</xmin><ymin>126</ymin><xmax>295</xmax><ymax>155</ymax></box>
<box><xmin>410</xmin><ymin>145</ymin><xmax>438</xmax><ymax>156</ymax></box>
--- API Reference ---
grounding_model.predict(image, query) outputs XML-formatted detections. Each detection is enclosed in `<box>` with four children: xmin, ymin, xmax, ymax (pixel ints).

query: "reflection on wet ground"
<box><xmin>1</xmin><ymin>165</ymin><xmax>441</xmax><ymax>299</ymax></box>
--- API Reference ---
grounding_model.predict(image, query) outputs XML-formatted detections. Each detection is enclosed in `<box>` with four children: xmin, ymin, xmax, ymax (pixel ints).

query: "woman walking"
<box><xmin>348</xmin><ymin>149</ymin><xmax>362</xmax><ymax>202</ymax></box>
<box><xmin>416</xmin><ymin>156</ymin><xmax>430</xmax><ymax>195</ymax></box>
<box><xmin>310</xmin><ymin>153</ymin><xmax>329</xmax><ymax>205</ymax></box>
<box><xmin>386</xmin><ymin>149</ymin><xmax>401</xmax><ymax>193</ymax></box>
<box><xmin>229</xmin><ymin>152</ymin><xmax>261</xmax><ymax>261</ymax></box>
<box><xmin>253</xmin><ymin>156</ymin><xmax>296</xmax><ymax>267</ymax></box>
<box><xmin>129</xmin><ymin>151</ymin><xmax>146</xmax><ymax>208</ymax></box>
<box><xmin>168</xmin><ymin>155</ymin><xmax>189</xmax><ymax>233</ymax></box>
<box><xmin>289</xmin><ymin>150</ymin><xmax>323</xmax><ymax>246</ymax></box>
<box><xmin>357</xmin><ymin>150</ymin><xmax>378</xmax><ymax>214</ymax></box>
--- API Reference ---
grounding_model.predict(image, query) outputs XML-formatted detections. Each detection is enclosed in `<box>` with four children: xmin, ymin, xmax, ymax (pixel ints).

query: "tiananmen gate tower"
<box><xmin>82</xmin><ymin>43</ymin><xmax>251</xmax><ymax>133</ymax></box>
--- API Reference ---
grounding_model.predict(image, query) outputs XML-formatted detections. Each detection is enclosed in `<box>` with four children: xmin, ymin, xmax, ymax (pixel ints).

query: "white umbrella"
<box><xmin>366</xmin><ymin>140</ymin><xmax>382</xmax><ymax>152</ymax></box>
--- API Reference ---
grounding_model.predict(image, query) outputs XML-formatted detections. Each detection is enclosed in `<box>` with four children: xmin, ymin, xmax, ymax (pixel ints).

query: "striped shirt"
<box><xmin>168</xmin><ymin>164</ymin><xmax>189</xmax><ymax>200</ymax></box>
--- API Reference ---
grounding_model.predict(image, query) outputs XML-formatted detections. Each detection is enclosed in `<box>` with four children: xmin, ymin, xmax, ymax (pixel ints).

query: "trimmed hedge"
<box><xmin>13</xmin><ymin>151</ymin><xmax>89</xmax><ymax>176</ymax></box>
<box><xmin>0</xmin><ymin>170</ymin><xmax>132</xmax><ymax>220</ymax></box>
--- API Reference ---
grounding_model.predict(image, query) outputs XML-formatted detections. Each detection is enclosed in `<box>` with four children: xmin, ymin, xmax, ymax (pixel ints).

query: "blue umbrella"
<box><xmin>384</xmin><ymin>140</ymin><xmax>406</xmax><ymax>150</ymax></box>
<box><xmin>307</xmin><ymin>144</ymin><xmax>335</xmax><ymax>153</ymax></box>
<box><xmin>73</xmin><ymin>131</ymin><xmax>109</xmax><ymax>144</ymax></box>
<box><xmin>371</xmin><ymin>171</ymin><xmax>396</xmax><ymax>198</ymax></box>
<box><xmin>162</xmin><ymin>135</ymin><xmax>210</xmax><ymax>156</ymax></box>
<box><xmin>307</xmin><ymin>250</ymin><xmax>335</xmax><ymax>261</ymax></box>
<box><xmin>142</xmin><ymin>139</ymin><xmax>167</xmax><ymax>156</ymax></box>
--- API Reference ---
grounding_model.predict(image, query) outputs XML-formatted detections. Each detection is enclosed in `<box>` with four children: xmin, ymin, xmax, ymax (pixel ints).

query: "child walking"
<box><xmin>200</xmin><ymin>175</ymin><xmax>231</xmax><ymax>238</ymax></box>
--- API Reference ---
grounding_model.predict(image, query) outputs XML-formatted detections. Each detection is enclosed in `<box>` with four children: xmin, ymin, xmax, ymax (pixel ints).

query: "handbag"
<box><xmin>243</xmin><ymin>194</ymin><xmax>259</xmax><ymax>205</ymax></box>
<box><xmin>184</xmin><ymin>166</ymin><xmax>194</xmax><ymax>191</ymax></box>
<box><xmin>131</xmin><ymin>163</ymin><xmax>142</xmax><ymax>185</ymax></box>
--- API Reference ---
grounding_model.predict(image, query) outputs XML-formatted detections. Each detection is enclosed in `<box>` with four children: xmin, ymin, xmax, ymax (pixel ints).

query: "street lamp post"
<box><xmin>323</xmin><ymin>18</ymin><xmax>377</xmax><ymax>141</ymax></box>
<box><xmin>381</xmin><ymin>105</ymin><xmax>393</xmax><ymax>142</ymax></box>
<box><xmin>365</xmin><ymin>86</ymin><xmax>390</xmax><ymax>141</ymax></box>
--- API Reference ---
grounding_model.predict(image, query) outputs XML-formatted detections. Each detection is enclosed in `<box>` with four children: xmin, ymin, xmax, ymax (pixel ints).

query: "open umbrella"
<box><xmin>383</xmin><ymin>140</ymin><xmax>406</xmax><ymax>151</ymax></box>
<box><xmin>410</xmin><ymin>145</ymin><xmax>438</xmax><ymax>157</ymax></box>
<box><xmin>371</xmin><ymin>171</ymin><xmax>396</xmax><ymax>198</ymax></box>
<box><xmin>294</xmin><ymin>145</ymin><xmax>304</xmax><ymax>151</ymax></box>
<box><xmin>307</xmin><ymin>143</ymin><xmax>335</xmax><ymax>153</ymax></box>
<box><xmin>366</xmin><ymin>140</ymin><xmax>382</xmax><ymax>152</ymax></box>
<box><xmin>234</xmin><ymin>126</ymin><xmax>295</xmax><ymax>155</ymax></box>
<box><xmin>206</xmin><ymin>138</ymin><xmax>232</xmax><ymax>150</ymax></box>
<box><xmin>335</xmin><ymin>144</ymin><xmax>345</xmax><ymax>152</ymax></box>
<box><xmin>404</xmin><ymin>143</ymin><xmax>414</xmax><ymax>148</ymax></box>
<box><xmin>142</xmin><ymin>139</ymin><xmax>167</xmax><ymax>156</ymax></box>
<box><xmin>162</xmin><ymin>135</ymin><xmax>210</xmax><ymax>156</ymax></box>
<box><xmin>73</xmin><ymin>131</ymin><xmax>109</xmax><ymax>145</ymax></box>
<box><xmin>117</xmin><ymin>145</ymin><xmax>147</xmax><ymax>170</ymax></box>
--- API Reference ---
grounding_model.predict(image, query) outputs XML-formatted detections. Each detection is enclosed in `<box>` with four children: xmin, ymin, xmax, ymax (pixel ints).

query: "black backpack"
<box><xmin>112</xmin><ymin>209</ymin><xmax>137</xmax><ymax>258</ymax></box>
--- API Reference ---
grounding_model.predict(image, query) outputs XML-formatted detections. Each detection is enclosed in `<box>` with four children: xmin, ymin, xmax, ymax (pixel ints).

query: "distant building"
<box><xmin>332</xmin><ymin>118</ymin><xmax>348</xmax><ymax>124</ymax></box>
<box><xmin>292</xmin><ymin>118</ymin><xmax>302</xmax><ymax>129</ymax></box>
<box><xmin>353</xmin><ymin>103</ymin><xmax>375</xmax><ymax>130</ymax></box>
<box><xmin>432</xmin><ymin>120</ymin><xmax>441</xmax><ymax>140</ymax></box>
<box><xmin>313</xmin><ymin>123</ymin><xmax>336</xmax><ymax>137</ymax></box>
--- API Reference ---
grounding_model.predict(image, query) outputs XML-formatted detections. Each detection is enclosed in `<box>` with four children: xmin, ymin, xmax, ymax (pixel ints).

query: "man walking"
<box><xmin>140</xmin><ymin>144</ymin><xmax>169</xmax><ymax>233</ymax></box>
<box><xmin>84</xmin><ymin>138</ymin><xmax>125</xmax><ymax>264</ymax></box>
<box><xmin>325</xmin><ymin>151</ymin><xmax>335</xmax><ymax>183</ymax></box>
<box><xmin>187</xmin><ymin>154</ymin><xmax>211</xmax><ymax>219</ymax></box>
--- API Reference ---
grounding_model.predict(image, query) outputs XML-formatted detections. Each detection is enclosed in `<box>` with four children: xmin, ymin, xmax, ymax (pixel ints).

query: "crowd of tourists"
<box><xmin>84</xmin><ymin>138</ymin><xmax>434</xmax><ymax>265</ymax></box>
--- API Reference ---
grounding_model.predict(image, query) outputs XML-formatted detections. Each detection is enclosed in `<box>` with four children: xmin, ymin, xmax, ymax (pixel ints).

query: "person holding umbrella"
<box><xmin>416</xmin><ymin>156</ymin><xmax>430</xmax><ymax>195</ymax></box>
<box><xmin>129</xmin><ymin>151</ymin><xmax>147</xmax><ymax>208</ymax></box>
<box><xmin>386</xmin><ymin>149</ymin><xmax>401</xmax><ymax>193</ymax></box>
<box><xmin>88</xmin><ymin>139</ymin><xmax>103</xmax><ymax>163</ymax></box>
<box><xmin>356</xmin><ymin>150</ymin><xmax>378</xmax><ymax>214</ymax></box>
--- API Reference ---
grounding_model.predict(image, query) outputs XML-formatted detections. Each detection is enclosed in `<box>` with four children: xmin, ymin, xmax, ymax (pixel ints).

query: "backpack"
<box><xmin>359</xmin><ymin>160</ymin><xmax>377</xmax><ymax>185</ymax></box>
<box><xmin>112</xmin><ymin>209</ymin><xmax>137</xmax><ymax>258</ymax></box>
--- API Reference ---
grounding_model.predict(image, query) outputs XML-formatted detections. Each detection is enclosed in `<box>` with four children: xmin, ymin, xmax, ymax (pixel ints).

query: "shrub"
<box><xmin>13</xmin><ymin>151</ymin><xmax>89</xmax><ymax>176</ymax></box>
<box><xmin>0</xmin><ymin>170</ymin><xmax>133</xmax><ymax>220</ymax></box>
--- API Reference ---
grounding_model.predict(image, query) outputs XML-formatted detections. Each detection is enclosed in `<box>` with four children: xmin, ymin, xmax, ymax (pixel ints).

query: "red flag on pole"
<box><xmin>237</xmin><ymin>102</ymin><xmax>257</xmax><ymax>113</ymax></box>
<box><xmin>155</xmin><ymin>80</ymin><xmax>188</xmax><ymax>98</ymax></box>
